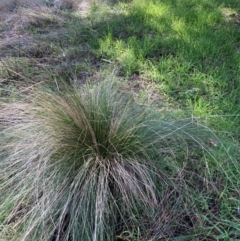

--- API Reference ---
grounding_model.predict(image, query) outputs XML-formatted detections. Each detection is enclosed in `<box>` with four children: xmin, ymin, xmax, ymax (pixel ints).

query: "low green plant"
<box><xmin>1</xmin><ymin>79</ymin><xmax>240</xmax><ymax>240</ymax></box>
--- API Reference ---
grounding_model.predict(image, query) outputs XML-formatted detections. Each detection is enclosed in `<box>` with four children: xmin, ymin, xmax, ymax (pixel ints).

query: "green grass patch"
<box><xmin>77</xmin><ymin>0</ymin><xmax>240</xmax><ymax>132</ymax></box>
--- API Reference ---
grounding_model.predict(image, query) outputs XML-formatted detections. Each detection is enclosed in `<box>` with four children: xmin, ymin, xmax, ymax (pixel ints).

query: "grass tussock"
<box><xmin>1</xmin><ymin>0</ymin><xmax>240</xmax><ymax>240</ymax></box>
<box><xmin>1</xmin><ymin>79</ymin><xmax>240</xmax><ymax>240</ymax></box>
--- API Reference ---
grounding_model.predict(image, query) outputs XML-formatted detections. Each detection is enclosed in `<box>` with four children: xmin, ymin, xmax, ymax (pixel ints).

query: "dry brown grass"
<box><xmin>0</xmin><ymin>0</ymin><xmax>46</xmax><ymax>17</ymax></box>
<box><xmin>53</xmin><ymin>0</ymin><xmax>95</xmax><ymax>11</ymax></box>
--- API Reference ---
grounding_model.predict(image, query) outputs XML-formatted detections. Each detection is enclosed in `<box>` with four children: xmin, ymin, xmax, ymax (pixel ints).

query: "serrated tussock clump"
<box><xmin>0</xmin><ymin>80</ymin><xmax>229</xmax><ymax>241</ymax></box>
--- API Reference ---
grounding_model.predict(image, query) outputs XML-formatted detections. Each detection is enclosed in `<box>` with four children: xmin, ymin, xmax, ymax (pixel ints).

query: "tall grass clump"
<box><xmin>1</xmin><ymin>79</ymin><xmax>240</xmax><ymax>240</ymax></box>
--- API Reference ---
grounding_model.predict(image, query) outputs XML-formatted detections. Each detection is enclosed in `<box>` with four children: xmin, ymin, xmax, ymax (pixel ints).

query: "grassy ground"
<box><xmin>1</xmin><ymin>0</ymin><xmax>240</xmax><ymax>130</ymax></box>
<box><xmin>1</xmin><ymin>0</ymin><xmax>240</xmax><ymax>240</ymax></box>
